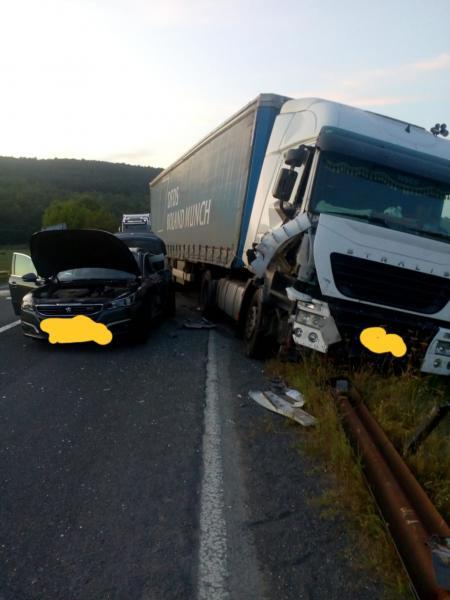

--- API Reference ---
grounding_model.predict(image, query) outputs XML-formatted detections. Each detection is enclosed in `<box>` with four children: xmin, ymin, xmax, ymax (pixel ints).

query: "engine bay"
<box><xmin>34</xmin><ymin>283</ymin><xmax>137</xmax><ymax>301</ymax></box>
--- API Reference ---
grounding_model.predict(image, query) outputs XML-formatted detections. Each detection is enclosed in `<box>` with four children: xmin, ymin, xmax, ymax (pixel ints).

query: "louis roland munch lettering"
<box><xmin>166</xmin><ymin>186</ymin><xmax>212</xmax><ymax>231</ymax></box>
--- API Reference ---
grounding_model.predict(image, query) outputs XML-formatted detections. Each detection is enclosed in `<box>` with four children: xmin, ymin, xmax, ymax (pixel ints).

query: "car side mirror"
<box><xmin>22</xmin><ymin>272</ymin><xmax>37</xmax><ymax>282</ymax></box>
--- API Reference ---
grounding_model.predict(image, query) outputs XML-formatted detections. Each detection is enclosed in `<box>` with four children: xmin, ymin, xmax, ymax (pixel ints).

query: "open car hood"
<box><xmin>30</xmin><ymin>229</ymin><xmax>141</xmax><ymax>278</ymax></box>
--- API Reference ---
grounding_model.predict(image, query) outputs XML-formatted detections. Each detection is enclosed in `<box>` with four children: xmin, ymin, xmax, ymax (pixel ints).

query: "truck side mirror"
<box><xmin>272</xmin><ymin>168</ymin><xmax>298</xmax><ymax>202</ymax></box>
<box><xmin>22</xmin><ymin>272</ymin><xmax>37</xmax><ymax>283</ymax></box>
<box><xmin>284</xmin><ymin>145</ymin><xmax>309</xmax><ymax>167</ymax></box>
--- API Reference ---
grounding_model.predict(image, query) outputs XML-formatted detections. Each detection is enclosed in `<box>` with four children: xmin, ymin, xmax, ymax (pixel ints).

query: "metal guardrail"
<box><xmin>332</xmin><ymin>379</ymin><xmax>450</xmax><ymax>600</ymax></box>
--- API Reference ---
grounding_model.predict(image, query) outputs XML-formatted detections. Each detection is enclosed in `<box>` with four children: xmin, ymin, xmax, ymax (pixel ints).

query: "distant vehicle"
<box><xmin>151</xmin><ymin>94</ymin><xmax>450</xmax><ymax>375</ymax></box>
<box><xmin>9</xmin><ymin>229</ymin><xmax>174</xmax><ymax>342</ymax></box>
<box><xmin>120</xmin><ymin>213</ymin><xmax>151</xmax><ymax>232</ymax></box>
<box><xmin>115</xmin><ymin>231</ymin><xmax>166</xmax><ymax>256</ymax></box>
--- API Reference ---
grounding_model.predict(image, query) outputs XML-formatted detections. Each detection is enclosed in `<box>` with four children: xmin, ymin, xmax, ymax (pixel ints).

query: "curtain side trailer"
<box><xmin>150</xmin><ymin>95</ymin><xmax>450</xmax><ymax>375</ymax></box>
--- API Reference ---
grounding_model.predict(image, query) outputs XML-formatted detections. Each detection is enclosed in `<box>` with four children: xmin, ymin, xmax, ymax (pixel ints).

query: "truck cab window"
<box><xmin>309</xmin><ymin>151</ymin><xmax>450</xmax><ymax>243</ymax></box>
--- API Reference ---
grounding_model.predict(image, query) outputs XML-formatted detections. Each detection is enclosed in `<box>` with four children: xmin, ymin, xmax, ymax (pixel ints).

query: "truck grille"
<box><xmin>36</xmin><ymin>304</ymin><xmax>103</xmax><ymax>317</ymax></box>
<box><xmin>330</xmin><ymin>253</ymin><xmax>450</xmax><ymax>314</ymax></box>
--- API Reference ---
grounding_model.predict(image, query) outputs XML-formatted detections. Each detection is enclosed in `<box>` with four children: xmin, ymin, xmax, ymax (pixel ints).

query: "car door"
<box><xmin>9</xmin><ymin>252</ymin><xmax>37</xmax><ymax>315</ymax></box>
<box><xmin>143</xmin><ymin>253</ymin><xmax>166</xmax><ymax>315</ymax></box>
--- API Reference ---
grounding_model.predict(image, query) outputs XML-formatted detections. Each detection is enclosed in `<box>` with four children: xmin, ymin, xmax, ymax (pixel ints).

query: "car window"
<box><xmin>13</xmin><ymin>253</ymin><xmax>36</xmax><ymax>277</ymax></box>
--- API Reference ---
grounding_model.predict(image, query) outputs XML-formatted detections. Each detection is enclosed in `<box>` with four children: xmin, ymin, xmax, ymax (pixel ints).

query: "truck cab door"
<box><xmin>9</xmin><ymin>252</ymin><xmax>37</xmax><ymax>315</ymax></box>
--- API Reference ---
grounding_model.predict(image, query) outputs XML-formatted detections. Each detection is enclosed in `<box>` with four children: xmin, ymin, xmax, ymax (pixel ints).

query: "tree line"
<box><xmin>0</xmin><ymin>156</ymin><xmax>162</xmax><ymax>244</ymax></box>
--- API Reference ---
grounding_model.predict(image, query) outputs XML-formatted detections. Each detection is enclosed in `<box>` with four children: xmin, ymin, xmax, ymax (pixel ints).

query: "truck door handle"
<box><xmin>10</xmin><ymin>281</ymin><xmax>17</xmax><ymax>286</ymax></box>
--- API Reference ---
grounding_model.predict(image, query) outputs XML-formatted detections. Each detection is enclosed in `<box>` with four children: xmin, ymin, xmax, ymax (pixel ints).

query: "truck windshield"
<box><xmin>310</xmin><ymin>151</ymin><xmax>450</xmax><ymax>243</ymax></box>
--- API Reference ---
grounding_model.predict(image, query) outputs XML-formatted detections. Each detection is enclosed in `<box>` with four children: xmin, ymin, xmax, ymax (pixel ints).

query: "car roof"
<box><xmin>115</xmin><ymin>232</ymin><xmax>166</xmax><ymax>255</ymax></box>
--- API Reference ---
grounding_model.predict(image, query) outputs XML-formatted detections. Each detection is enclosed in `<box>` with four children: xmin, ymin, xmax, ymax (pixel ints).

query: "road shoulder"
<box><xmin>214</xmin><ymin>328</ymin><xmax>385</xmax><ymax>600</ymax></box>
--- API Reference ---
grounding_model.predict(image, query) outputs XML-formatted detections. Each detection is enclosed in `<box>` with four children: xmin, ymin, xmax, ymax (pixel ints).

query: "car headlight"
<box><xmin>107</xmin><ymin>293</ymin><xmax>136</xmax><ymax>309</ymax></box>
<box><xmin>21</xmin><ymin>293</ymin><xmax>35</xmax><ymax>311</ymax></box>
<box><xmin>435</xmin><ymin>340</ymin><xmax>450</xmax><ymax>357</ymax></box>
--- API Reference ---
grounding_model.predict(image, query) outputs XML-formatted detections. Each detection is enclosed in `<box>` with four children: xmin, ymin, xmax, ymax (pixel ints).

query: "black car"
<box><xmin>9</xmin><ymin>229</ymin><xmax>175</xmax><ymax>341</ymax></box>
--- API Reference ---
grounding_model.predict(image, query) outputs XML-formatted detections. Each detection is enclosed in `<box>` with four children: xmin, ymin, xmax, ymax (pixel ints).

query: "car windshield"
<box><xmin>57</xmin><ymin>268</ymin><xmax>136</xmax><ymax>282</ymax></box>
<box><xmin>310</xmin><ymin>151</ymin><xmax>450</xmax><ymax>243</ymax></box>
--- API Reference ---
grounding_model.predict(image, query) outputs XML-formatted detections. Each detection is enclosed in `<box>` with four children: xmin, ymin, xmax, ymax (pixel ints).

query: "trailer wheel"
<box><xmin>243</xmin><ymin>288</ymin><xmax>269</xmax><ymax>358</ymax></box>
<box><xmin>199</xmin><ymin>270</ymin><xmax>217</xmax><ymax>317</ymax></box>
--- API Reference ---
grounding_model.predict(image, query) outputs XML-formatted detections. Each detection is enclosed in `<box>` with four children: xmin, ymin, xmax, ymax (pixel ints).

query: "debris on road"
<box><xmin>183</xmin><ymin>318</ymin><xmax>216</xmax><ymax>330</ymax></box>
<box><xmin>269</xmin><ymin>377</ymin><xmax>305</xmax><ymax>407</ymax></box>
<box><xmin>249</xmin><ymin>390</ymin><xmax>316</xmax><ymax>427</ymax></box>
<box><xmin>429</xmin><ymin>536</ymin><xmax>450</xmax><ymax>590</ymax></box>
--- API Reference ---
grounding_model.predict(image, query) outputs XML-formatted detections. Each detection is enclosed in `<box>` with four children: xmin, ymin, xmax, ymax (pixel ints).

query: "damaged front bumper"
<box><xmin>421</xmin><ymin>328</ymin><xmax>450</xmax><ymax>375</ymax></box>
<box><xmin>286</xmin><ymin>287</ymin><xmax>341</xmax><ymax>353</ymax></box>
<box><xmin>286</xmin><ymin>288</ymin><xmax>450</xmax><ymax>376</ymax></box>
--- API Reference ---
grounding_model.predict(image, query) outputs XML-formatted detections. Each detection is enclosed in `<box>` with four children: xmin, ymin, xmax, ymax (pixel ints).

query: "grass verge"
<box><xmin>268</xmin><ymin>356</ymin><xmax>449</xmax><ymax>598</ymax></box>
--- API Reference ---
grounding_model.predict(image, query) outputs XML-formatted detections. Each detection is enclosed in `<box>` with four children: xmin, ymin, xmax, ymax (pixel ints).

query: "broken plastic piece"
<box><xmin>429</xmin><ymin>536</ymin><xmax>450</xmax><ymax>590</ymax></box>
<box><xmin>285</xmin><ymin>388</ymin><xmax>305</xmax><ymax>408</ymax></box>
<box><xmin>183</xmin><ymin>318</ymin><xmax>216</xmax><ymax>330</ymax></box>
<box><xmin>249</xmin><ymin>390</ymin><xmax>316</xmax><ymax>427</ymax></box>
<box><xmin>268</xmin><ymin>378</ymin><xmax>305</xmax><ymax>407</ymax></box>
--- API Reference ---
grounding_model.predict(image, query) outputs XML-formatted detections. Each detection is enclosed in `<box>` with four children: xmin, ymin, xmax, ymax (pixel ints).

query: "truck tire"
<box><xmin>199</xmin><ymin>270</ymin><xmax>217</xmax><ymax>318</ymax></box>
<box><xmin>243</xmin><ymin>288</ymin><xmax>269</xmax><ymax>358</ymax></box>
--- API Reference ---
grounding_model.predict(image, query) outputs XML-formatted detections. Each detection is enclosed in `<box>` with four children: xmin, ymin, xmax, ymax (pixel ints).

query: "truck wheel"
<box><xmin>243</xmin><ymin>288</ymin><xmax>269</xmax><ymax>358</ymax></box>
<box><xmin>199</xmin><ymin>270</ymin><xmax>217</xmax><ymax>317</ymax></box>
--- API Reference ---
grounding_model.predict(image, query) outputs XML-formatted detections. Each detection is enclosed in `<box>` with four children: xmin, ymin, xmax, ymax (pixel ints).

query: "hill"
<box><xmin>0</xmin><ymin>156</ymin><xmax>162</xmax><ymax>244</ymax></box>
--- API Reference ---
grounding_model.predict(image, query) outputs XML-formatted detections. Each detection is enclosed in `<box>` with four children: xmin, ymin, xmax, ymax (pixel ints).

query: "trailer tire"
<box><xmin>243</xmin><ymin>288</ymin><xmax>269</xmax><ymax>359</ymax></box>
<box><xmin>199</xmin><ymin>270</ymin><xmax>217</xmax><ymax>318</ymax></box>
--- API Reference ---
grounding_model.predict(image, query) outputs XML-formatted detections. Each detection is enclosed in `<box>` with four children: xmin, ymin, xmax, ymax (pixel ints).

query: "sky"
<box><xmin>1</xmin><ymin>0</ymin><xmax>450</xmax><ymax>168</ymax></box>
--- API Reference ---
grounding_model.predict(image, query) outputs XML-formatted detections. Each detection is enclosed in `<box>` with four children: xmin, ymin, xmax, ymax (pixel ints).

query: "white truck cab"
<box><xmin>245</xmin><ymin>98</ymin><xmax>450</xmax><ymax>375</ymax></box>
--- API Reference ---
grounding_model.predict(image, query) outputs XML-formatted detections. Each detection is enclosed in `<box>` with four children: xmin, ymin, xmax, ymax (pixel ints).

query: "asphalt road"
<box><xmin>0</xmin><ymin>285</ymin><xmax>17</xmax><ymax>328</ymax></box>
<box><xmin>0</xmin><ymin>290</ymin><xmax>385</xmax><ymax>600</ymax></box>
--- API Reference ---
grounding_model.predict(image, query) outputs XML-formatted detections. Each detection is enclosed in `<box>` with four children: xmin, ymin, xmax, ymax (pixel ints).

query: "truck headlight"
<box><xmin>435</xmin><ymin>341</ymin><xmax>450</xmax><ymax>357</ymax></box>
<box><xmin>21</xmin><ymin>293</ymin><xmax>34</xmax><ymax>311</ymax></box>
<box><xmin>296</xmin><ymin>310</ymin><xmax>325</xmax><ymax>328</ymax></box>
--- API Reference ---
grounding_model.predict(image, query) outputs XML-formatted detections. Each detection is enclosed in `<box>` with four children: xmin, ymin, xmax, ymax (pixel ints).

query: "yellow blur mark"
<box><xmin>40</xmin><ymin>315</ymin><xmax>113</xmax><ymax>345</ymax></box>
<box><xmin>360</xmin><ymin>326</ymin><xmax>407</xmax><ymax>358</ymax></box>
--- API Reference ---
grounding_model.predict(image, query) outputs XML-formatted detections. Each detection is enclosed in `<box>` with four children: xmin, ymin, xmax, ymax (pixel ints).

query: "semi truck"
<box><xmin>150</xmin><ymin>95</ymin><xmax>450</xmax><ymax>376</ymax></box>
<box><xmin>120</xmin><ymin>213</ymin><xmax>151</xmax><ymax>233</ymax></box>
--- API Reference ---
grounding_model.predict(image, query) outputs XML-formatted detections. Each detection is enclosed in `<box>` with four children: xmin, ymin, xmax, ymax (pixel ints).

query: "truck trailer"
<box><xmin>150</xmin><ymin>95</ymin><xmax>450</xmax><ymax>375</ymax></box>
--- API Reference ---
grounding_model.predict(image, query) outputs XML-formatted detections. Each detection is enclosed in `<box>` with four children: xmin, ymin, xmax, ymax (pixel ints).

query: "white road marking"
<box><xmin>197</xmin><ymin>330</ymin><xmax>228</xmax><ymax>600</ymax></box>
<box><xmin>0</xmin><ymin>320</ymin><xmax>20</xmax><ymax>334</ymax></box>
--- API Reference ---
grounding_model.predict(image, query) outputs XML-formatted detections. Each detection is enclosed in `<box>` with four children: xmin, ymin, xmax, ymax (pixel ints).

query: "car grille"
<box><xmin>330</xmin><ymin>253</ymin><xmax>450</xmax><ymax>314</ymax></box>
<box><xmin>36</xmin><ymin>304</ymin><xmax>103</xmax><ymax>317</ymax></box>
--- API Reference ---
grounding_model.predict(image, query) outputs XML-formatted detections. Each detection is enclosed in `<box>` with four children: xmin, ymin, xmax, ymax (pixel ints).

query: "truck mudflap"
<box><xmin>286</xmin><ymin>287</ymin><xmax>341</xmax><ymax>353</ymax></box>
<box><xmin>421</xmin><ymin>328</ymin><xmax>450</xmax><ymax>375</ymax></box>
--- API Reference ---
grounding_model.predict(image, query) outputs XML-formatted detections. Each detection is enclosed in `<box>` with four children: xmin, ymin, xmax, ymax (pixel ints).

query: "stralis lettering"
<box><xmin>167</xmin><ymin>199</ymin><xmax>212</xmax><ymax>231</ymax></box>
